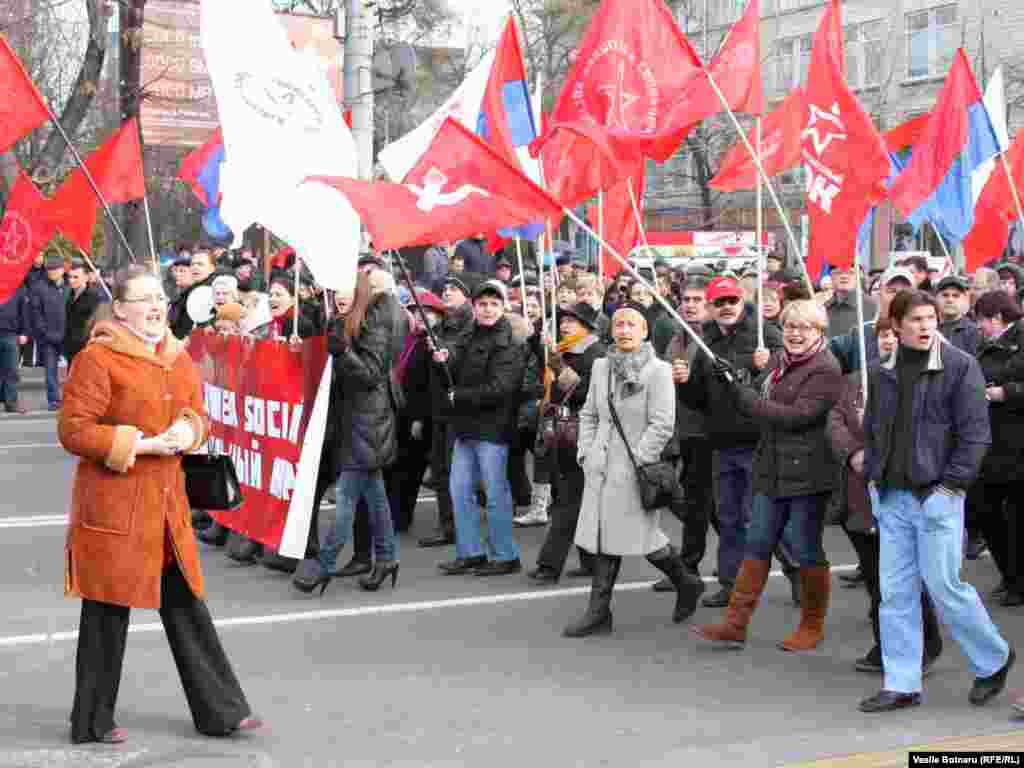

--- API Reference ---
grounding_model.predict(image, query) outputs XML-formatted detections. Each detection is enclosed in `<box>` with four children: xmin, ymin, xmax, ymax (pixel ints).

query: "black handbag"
<box><xmin>182</xmin><ymin>452</ymin><xmax>243</xmax><ymax>511</ymax></box>
<box><xmin>536</xmin><ymin>376</ymin><xmax>582</xmax><ymax>457</ymax></box>
<box><xmin>606</xmin><ymin>367</ymin><xmax>679</xmax><ymax>512</ymax></box>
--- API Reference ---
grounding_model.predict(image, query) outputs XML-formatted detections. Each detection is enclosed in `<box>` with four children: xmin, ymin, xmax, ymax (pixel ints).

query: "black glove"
<box><xmin>711</xmin><ymin>356</ymin><xmax>737</xmax><ymax>384</ymax></box>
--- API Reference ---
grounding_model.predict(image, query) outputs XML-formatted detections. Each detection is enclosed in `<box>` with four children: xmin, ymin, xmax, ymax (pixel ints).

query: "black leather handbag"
<box><xmin>606</xmin><ymin>367</ymin><xmax>679</xmax><ymax>512</ymax></box>
<box><xmin>182</xmin><ymin>452</ymin><xmax>243</xmax><ymax>511</ymax></box>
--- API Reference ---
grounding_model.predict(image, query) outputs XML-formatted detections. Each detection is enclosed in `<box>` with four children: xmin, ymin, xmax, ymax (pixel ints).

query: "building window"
<box><xmin>905</xmin><ymin>5</ymin><xmax>957</xmax><ymax>80</ymax></box>
<box><xmin>845</xmin><ymin>20</ymin><xmax>885</xmax><ymax>89</ymax></box>
<box><xmin>766</xmin><ymin>33</ymin><xmax>812</xmax><ymax>97</ymax></box>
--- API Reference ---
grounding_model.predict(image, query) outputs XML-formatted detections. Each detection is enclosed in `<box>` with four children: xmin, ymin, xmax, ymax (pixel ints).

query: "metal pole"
<box><xmin>515</xmin><ymin>236</ymin><xmax>528</xmax><ymax>317</ymax></box>
<box><xmin>597</xmin><ymin>188</ymin><xmax>604</xmax><ymax>281</ymax></box>
<box><xmin>563</xmin><ymin>206</ymin><xmax>716</xmax><ymax>361</ymax></box>
<box><xmin>701</xmin><ymin>68</ymin><xmax>814</xmax><ymax>297</ymax></box>
<box><xmin>345</xmin><ymin>0</ymin><xmax>375</xmax><ymax>180</ymax></box>
<box><xmin>77</xmin><ymin>249</ymin><xmax>113</xmax><ymax>301</ymax></box>
<box><xmin>756</xmin><ymin>117</ymin><xmax>765</xmax><ymax>350</ymax></box>
<box><xmin>626</xmin><ymin>177</ymin><xmax>656</xmax><ymax>261</ymax></box>
<box><xmin>931</xmin><ymin>222</ymin><xmax>955</xmax><ymax>273</ymax></box>
<box><xmin>142</xmin><ymin>192</ymin><xmax>159</xmax><ymax>275</ymax></box>
<box><xmin>854</xmin><ymin>248</ymin><xmax>869</xmax><ymax>402</ymax></box>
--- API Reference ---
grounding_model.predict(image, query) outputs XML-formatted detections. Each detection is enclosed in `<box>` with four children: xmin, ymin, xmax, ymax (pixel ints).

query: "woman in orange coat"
<box><xmin>60</xmin><ymin>265</ymin><xmax>261</xmax><ymax>744</ymax></box>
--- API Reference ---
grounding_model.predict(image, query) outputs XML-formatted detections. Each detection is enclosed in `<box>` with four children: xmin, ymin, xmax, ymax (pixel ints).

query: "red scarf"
<box><xmin>271</xmin><ymin>307</ymin><xmax>296</xmax><ymax>339</ymax></box>
<box><xmin>763</xmin><ymin>337</ymin><xmax>825</xmax><ymax>398</ymax></box>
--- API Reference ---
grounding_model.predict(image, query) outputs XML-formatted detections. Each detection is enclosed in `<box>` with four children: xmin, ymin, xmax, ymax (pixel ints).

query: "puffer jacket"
<box><xmin>733</xmin><ymin>346</ymin><xmax>842</xmax><ymax>498</ymax></box>
<box><xmin>510</xmin><ymin>314</ymin><xmax>544</xmax><ymax>429</ymax></box>
<box><xmin>445</xmin><ymin>314</ymin><xmax>526</xmax><ymax>445</ymax></box>
<box><xmin>974</xmin><ymin>320</ymin><xmax>1024</xmax><ymax>483</ymax></box>
<box><xmin>676</xmin><ymin>304</ymin><xmax>783</xmax><ymax>449</ymax></box>
<box><xmin>330</xmin><ymin>293</ymin><xmax>400</xmax><ymax>471</ymax></box>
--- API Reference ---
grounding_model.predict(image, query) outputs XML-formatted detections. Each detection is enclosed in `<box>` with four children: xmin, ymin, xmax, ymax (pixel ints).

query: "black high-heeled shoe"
<box><xmin>293</xmin><ymin>561</ymin><xmax>332</xmax><ymax>596</ymax></box>
<box><xmin>358</xmin><ymin>562</ymin><xmax>399</xmax><ymax>591</ymax></box>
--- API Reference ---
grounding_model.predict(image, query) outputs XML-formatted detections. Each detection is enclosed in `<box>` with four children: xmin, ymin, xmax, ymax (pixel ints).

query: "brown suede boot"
<box><xmin>690</xmin><ymin>559</ymin><xmax>771</xmax><ymax>648</ymax></box>
<box><xmin>779</xmin><ymin>565</ymin><xmax>831</xmax><ymax>652</ymax></box>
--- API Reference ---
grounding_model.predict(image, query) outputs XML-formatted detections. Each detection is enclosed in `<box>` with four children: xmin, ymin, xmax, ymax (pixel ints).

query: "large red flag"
<box><xmin>0</xmin><ymin>169</ymin><xmax>57</xmax><ymax>302</ymax></box>
<box><xmin>801</xmin><ymin>0</ymin><xmax>889</xmax><ymax>274</ymax></box>
<box><xmin>534</xmin><ymin>120</ymin><xmax>640</xmax><ymax>208</ymax></box>
<box><xmin>598</xmin><ymin>160</ymin><xmax>646</xmax><ymax>278</ymax></box>
<box><xmin>48</xmin><ymin>117</ymin><xmax>147</xmax><ymax>252</ymax></box>
<box><xmin>307</xmin><ymin>118</ymin><xmax>563</xmax><ymax>251</ymax></box>
<box><xmin>964</xmin><ymin>130</ymin><xmax>1024</xmax><ymax>272</ymax></box>
<box><xmin>711</xmin><ymin>86</ymin><xmax>804</xmax><ymax>192</ymax></box>
<box><xmin>537</xmin><ymin>0</ymin><xmax>704</xmax><ymax>165</ymax></box>
<box><xmin>0</xmin><ymin>35</ymin><xmax>50</xmax><ymax>153</ymax></box>
<box><xmin>884</xmin><ymin>113</ymin><xmax>930</xmax><ymax>153</ymax></box>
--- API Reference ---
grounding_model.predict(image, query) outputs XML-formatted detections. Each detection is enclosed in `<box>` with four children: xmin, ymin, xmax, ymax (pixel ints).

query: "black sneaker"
<box><xmin>965</xmin><ymin>536</ymin><xmax>988</xmax><ymax>561</ymax></box>
<box><xmin>855</xmin><ymin>647</ymin><xmax>883</xmax><ymax>674</ymax></box>
<box><xmin>969</xmin><ymin>647</ymin><xmax>1016</xmax><ymax>706</ymax></box>
<box><xmin>858</xmin><ymin>690</ymin><xmax>922</xmax><ymax>713</ymax></box>
<box><xmin>527</xmin><ymin>566</ymin><xmax>560</xmax><ymax>584</ymax></box>
<box><xmin>474</xmin><ymin>559</ymin><xmax>522</xmax><ymax>577</ymax></box>
<box><xmin>438</xmin><ymin>555</ymin><xmax>487</xmax><ymax>575</ymax></box>
<box><xmin>701</xmin><ymin>586</ymin><xmax>732</xmax><ymax>608</ymax></box>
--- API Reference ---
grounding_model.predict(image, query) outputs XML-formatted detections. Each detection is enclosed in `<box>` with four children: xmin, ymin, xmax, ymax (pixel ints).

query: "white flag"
<box><xmin>201</xmin><ymin>0</ymin><xmax>361</xmax><ymax>293</ymax></box>
<box><xmin>378</xmin><ymin>50</ymin><xmax>495</xmax><ymax>183</ymax></box>
<box><xmin>974</xmin><ymin>66</ymin><xmax>1011</xmax><ymax>205</ymax></box>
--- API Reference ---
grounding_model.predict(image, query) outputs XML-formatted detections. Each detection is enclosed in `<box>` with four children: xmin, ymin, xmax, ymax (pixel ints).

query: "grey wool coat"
<box><xmin>575</xmin><ymin>353</ymin><xmax>675</xmax><ymax>556</ymax></box>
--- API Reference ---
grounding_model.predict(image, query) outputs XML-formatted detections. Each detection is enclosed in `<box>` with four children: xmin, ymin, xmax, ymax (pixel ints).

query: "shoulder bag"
<box><xmin>605</xmin><ymin>367</ymin><xmax>679</xmax><ymax>512</ymax></box>
<box><xmin>536</xmin><ymin>375</ymin><xmax>582</xmax><ymax>457</ymax></box>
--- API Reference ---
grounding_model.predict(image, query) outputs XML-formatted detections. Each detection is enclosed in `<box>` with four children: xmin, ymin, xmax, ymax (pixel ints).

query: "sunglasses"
<box><xmin>712</xmin><ymin>296</ymin><xmax>741</xmax><ymax>308</ymax></box>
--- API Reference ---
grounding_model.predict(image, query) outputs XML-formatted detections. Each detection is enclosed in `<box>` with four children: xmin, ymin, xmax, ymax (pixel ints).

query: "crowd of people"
<box><xmin>37</xmin><ymin>232</ymin><xmax>1024</xmax><ymax>743</ymax></box>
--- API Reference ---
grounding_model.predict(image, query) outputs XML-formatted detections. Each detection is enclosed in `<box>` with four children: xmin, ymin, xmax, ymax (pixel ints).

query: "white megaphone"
<box><xmin>186</xmin><ymin>285</ymin><xmax>215</xmax><ymax>324</ymax></box>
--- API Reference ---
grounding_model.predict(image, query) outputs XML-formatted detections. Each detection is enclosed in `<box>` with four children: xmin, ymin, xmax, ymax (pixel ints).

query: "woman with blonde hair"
<box><xmin>693</xmin><ymin>299</ymin><xmax>841</xmax><ymax>651</ymax></box>
<box><xmin>60</xmin><ymin>265</ymin><xmax>260</xmax><ymax>743</ymax></box>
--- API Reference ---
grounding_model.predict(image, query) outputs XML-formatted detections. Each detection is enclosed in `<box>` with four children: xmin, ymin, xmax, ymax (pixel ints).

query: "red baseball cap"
<box><xmin>705</xmin><ymin>277</ymin><xmax>744</xmax><ymax>303</ymax></box>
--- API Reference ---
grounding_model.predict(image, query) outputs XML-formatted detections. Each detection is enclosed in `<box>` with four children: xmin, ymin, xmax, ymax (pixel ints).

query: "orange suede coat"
<box><xmin>59</xmin><ymin>321</ymin><xmax>209</xmax><ymax>609</ymax></box>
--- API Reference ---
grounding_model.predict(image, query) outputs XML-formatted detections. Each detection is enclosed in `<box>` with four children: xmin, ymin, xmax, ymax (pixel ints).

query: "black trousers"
<box><xmin>428</xmin><ymin>422</ymin><xmax>456</xmax><ymax>535</ymax></box>
<box><xmin>847</xmin><ymin>528</ymin><xmax>943</xmax><ymax>661</ymax></box>
<box><xmin>675</xmin><ymin>438</ymin><xmax>716</xmax><ymax>572</ymax></box>
<box><xmin>385</xmin><ymin>420</ymin><xmax>430</xmax><ymax>533</ymax></box>
<box><xmin>508</xmin><ymin>427</ymin><xmax>540</xmax><ymax>506</ymax></box>
<box><xmin>71</xmin><ymin>564</ymin><xmax>250</xmax><ymax>743</ymax></box>
<box><xmin>969</xmin><ymin>482</ymin><xmax>1022</xmax><ymax>591</ymax></box>
<box><xmin>536</xmin><ymin>442</ymin><xmax>591</xmax><ymax>574</ymax></box>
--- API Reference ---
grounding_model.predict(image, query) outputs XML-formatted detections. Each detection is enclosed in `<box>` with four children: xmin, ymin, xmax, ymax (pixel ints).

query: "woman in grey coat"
<box><xmin>564</xmin><ymin>303</ymin><xmax>705</xmax><ymax>637</ymax></box>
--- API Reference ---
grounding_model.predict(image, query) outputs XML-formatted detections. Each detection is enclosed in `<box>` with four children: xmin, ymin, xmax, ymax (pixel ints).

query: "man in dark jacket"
<box><xmin>433</xmin><ymin>279</ymin><xmax>525</xmax><ymax>576</ymax></box>
<box><xmin>676</xmin><ymin>276</ymin><xmax>782</xmax><ymax>607</ymax></box>
<box><xmin>28</xmin><ymin>255</ymin><xmax>67</xmax><ymax>410</ymax></box>
<box><xmin>935</xmin><ymin>275</ymin><xmax>980</xmax><ymax>356</ymax></box>
<box><xmin>170</xmin><ymin>249</ymin><xmax>217</xmax><ymax>339</ymax></box>
<box><xmin>0</xmin><ymin>285</ymin><xmax>28</xmax><ymax>413</ymax></box>
<box><xmin>63</xmin><ymin>259</ymin><xmax>105</xmax><ymax>364</ymax></box>
<box><xmin>859</xmin><ymin>290</ymin><xmax>1013</xmax><ymax>714</ymax></box>
<box><xmin>826</xmin><ymin>265</ymin><xmax>878</xmax><ymax>338</ymax></box>
<box><xmin>418</xmin><ymin>275</ymin><xmax>476</xmax><ymax>548</ymax></box>
<box><xmin>454</xmin><ymin>234</ymin><xmax>492</xmax><ymax>276</ymax></box>
<box><xmin>20</xmin><ymin>255</ymin><xmax>45</xmax><ymax>367</ymax></box>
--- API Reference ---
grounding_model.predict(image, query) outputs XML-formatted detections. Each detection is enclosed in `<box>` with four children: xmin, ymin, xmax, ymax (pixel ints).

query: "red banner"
<box><xmin>188</xmin><ymin>332</ymin><xmax>328</xmax><ymax>548</ymax></box>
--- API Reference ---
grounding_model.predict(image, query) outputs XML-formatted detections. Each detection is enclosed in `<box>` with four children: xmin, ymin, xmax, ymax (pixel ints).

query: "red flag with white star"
<box><xmin>801</xmin><ymin>0</ymin><xmax>889</xmax><ymax>275</ymax></box>
<box><xmin>0</xmin><ymin>168</ymin><xmax>56</xmax><ymax>303</ymax></box>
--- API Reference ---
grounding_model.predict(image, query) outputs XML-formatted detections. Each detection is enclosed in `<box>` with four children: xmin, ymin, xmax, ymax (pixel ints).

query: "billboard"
<box><xmin>141</xmin><ymin>0</ymin><xmax>342</xmax><ymax>148</ymax></box>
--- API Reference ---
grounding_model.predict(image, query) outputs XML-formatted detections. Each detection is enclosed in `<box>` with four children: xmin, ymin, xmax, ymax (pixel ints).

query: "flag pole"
<box><xmin>930</xmin><ymin>223</ymin><xmax>955</xmax><ymax>273</ymax></box>
<box><xmin>854</xmin><ymin>247</ymin><xmax>869</xmax><ymax>403</ymax></box>
<box><xmin>514</xmin><ymin>236</ymin><xmax>528</xmax><ymax>317</ymax></box>
<box><xmin>562</xmin><ymin>206</ymin><xmax>716</xmax><ymax>361</ymax></box>
<box><xmin>77</xmin><ymin>249</ymin><xmax>112</xmax><ymax>301</ymax></box>
<box><xmin>390</xmin><ymin>250</ymin><xmax>454</xmax><ymax>390</ymax></box>
<box><xmin>46</xmin><ymin>114</ymin><xmax>137</xmax><ymax>264</ymax></box>
<box><xmin>756</xmin><ymin>116</ymin><xmax>765</xmax><ymax>351</ymax></box>
<box><xmin>1000</xmin><ymin>153</ymin><xmax>1024</xmax><ymax>236</ymax></box>
<box><xmin>597</xmin><ymin>188</ymin><xmax>604</xmax><ymax>281</ymax></box>
<box><xmin>537</xmin><ymin>230</ymin><xmax>549</xmax><ymax>367</ymax></box>
<box><xmin>291</xmin><ymin>255</ymin><xmax>301</xmax><ymax>344</ymax></box>
<box><xmin>701</xmin><ymin>68</ymin><xmax>814</xmax><ymax>297</ymax></box>
<box><xmin>142</xmin><ymin>192</ymin><xmax>159</xmax><ymax>275</ymax></box>
<box><xmin>626</xmin><ymin>177</ymin><xmax>655</xmax><ymax>262</ymax></box>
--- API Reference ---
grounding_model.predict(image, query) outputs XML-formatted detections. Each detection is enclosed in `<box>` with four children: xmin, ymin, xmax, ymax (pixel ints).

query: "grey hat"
<box><xmin>881</xmin><ymin>266</ymin><xmax>915</xmax><ymax>287</ymax></box>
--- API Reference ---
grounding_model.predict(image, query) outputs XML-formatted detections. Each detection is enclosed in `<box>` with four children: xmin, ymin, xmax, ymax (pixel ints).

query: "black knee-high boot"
<box><xmin>563</xmin><ymin>554</ymin><xmax>622</xmax><ymax>637</ymax></box>
<box><xmin>647</xmin><ymin>545</ymin><xmax>705</xmax><ymax>623</ymax></box>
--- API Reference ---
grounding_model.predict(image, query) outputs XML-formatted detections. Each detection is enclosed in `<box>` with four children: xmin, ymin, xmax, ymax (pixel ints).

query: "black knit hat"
<box><xmin>560</xmin><ymin>302</ymin><xmax>600</xmax><ymax>331</ymax></box>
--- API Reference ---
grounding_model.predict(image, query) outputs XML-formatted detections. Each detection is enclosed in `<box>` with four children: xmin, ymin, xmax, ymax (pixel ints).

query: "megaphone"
<box><xmin>186</xmin><ymin>285</ymin><xmax>214</xmax><ymax>324</ymax></box>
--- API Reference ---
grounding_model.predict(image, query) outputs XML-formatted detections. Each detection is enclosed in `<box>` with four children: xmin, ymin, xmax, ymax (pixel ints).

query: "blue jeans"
<box><xmin>0</xmin><ymin>334</ymin><xmax>19</xmax><ymax>408</ymax></box>
<box><xmin>713</xmin><ymin>447</ymin><xmax>754</xmax><ymax>587</ymax></box>
<box><xmin>36</xmin><ymin>340</ymin><xmax>61</xmax><ymax>407</ymax></box>
<box><xmin>746</xmin><ymin>493</ymin><xmax>828</xmax><ymax>567</ymax></box>
<box><xmin>874</xmin><ymin>487</ymin><xmax>1010</xmax><ymax>694</ymax></box>
<box><xmin>450</xmin><ymin>438</ymin><xmax>519</xmax><ymax>562</ymax></box>
<box><xmin>319</xmin><ymin>469</ymin><xmax>398</xmax><ymax>572</ymax></box>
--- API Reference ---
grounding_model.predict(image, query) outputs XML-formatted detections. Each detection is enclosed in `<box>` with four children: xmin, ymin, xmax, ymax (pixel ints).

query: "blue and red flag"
<box><xmin>889</xmin><ymin>50</ymin><xmax>1002</xmax><ymax>244</ymax></box>
<box><xmin>178</xmin><ymin>127</ymin><xmax>232</xmax><ymax>240</ymax></box>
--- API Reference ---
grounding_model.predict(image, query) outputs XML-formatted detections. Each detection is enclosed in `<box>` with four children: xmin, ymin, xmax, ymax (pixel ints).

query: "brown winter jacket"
<box><xmin>59</xmin><ymin>320</ymin><xmax>209</xmax><ymax>609</ymax></box>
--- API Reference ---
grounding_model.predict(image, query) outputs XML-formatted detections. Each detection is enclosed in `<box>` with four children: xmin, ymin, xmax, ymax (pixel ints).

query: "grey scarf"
<box><xmin>607</xmin><ymin>342</ymin><xmax>655</xmax><ymax>395</ymax></box>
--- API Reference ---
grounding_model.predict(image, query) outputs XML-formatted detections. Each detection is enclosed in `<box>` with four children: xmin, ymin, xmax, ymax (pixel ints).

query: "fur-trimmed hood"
<box><xmin>89</xmin><ymin>320</ymin><xmax>186</xmax><ymax>369</ymax></box>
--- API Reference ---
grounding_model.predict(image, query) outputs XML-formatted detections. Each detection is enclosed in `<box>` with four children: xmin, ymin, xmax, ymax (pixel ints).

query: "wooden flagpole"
<box><xmin>515</xmin><ymin>236</ymin><xmax>528</xmax><ymax>317</ymax></box>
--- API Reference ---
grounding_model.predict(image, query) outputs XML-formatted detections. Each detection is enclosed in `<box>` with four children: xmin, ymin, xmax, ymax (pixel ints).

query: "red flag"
<box><xmin>307</xmin><ymin>118</ymin><xmax>563</xmax><ymax>251</ymax></box>
<box><xmin>0</xmin><ymin>169</ymin><xmax>57</xmax><ymax>302</ymax></box>
<box><xmin>534</xmin><ymin>120</ymin><xmax>640</xmax><ymax>208</ymax></box>
<box><xmin>480</xmin><ymin>18</ymin><xmax>535</xmax><ymax>170</ymax></box>
<box><xmin>801</xmin><ymin>0</ymin><xmax>889</xmax><ymax>275</ymax></box>
<box><xmin>538</xmin><ymin>0</ymin><xmax>704</xmax><ymax>165</ymax></box>
<box><xmin>964</xmin><ymin>130</ymin><xmax>1024</xmax><ymax>272</ymax></box>
<box><xmin>711</xmin><ymin>86</ymin><xmax>804</xmax><ymax>192</ymax></box>
<box><xmin>48</xmin><ymin>117</ymin><xmax>147</xmax><ymax>252</ymax></box>
<box><xmin>0</xmin><ymin>35</ymin><xmax>50</xmax><ymax>153</ymax></box>
<box><xmin>599</xmin><ymin>160</ymin><xmax>646</xmax><ymax>278</ymax></box>
<box><xmin>178</xmin><ymin>127</ymin><xmax>224</xmax><ymax>207</ymax></box>
<box><xmin>884</xmin><ymin>112</ymin><xmax>930</xmax><ymax>153</ymax></box>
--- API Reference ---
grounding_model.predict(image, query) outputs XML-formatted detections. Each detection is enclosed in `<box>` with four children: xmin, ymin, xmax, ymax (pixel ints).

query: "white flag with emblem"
<box><xmin>201</xmin><ymin>0</ymin><xmax>361</xmax><ymax>293</ymax></box>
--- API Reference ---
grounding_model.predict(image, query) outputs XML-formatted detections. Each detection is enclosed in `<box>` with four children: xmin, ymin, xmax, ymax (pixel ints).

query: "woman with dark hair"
<box><xmin>968</xmin><ymin>291</ymin><xmax>1024</xmax><ymax>606</ymax></box>
<box><xmin>60</xmin><ymin>265</ymin><xmax>260</xmax><ymax>743</ymax></box>
<box><xmin>294</xmin><ymin>270</ymin><xmax>402</xmax><ymax>594</ymax></box>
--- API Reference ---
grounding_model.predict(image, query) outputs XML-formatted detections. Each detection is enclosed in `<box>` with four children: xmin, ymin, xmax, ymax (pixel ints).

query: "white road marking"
<box><xmin>0</xmin><ymin>496</ymin><xmax>439</xmax><ymax>529</ymax></box>
<box><xmin>0</xmin><ymin>443</ymin><xmax>63</xmax><ymax>450</ymax></box>
<box><xmin>0</xmin><ymin>565</ymin><xmax>857</xmax><ymax>649</ymax></box>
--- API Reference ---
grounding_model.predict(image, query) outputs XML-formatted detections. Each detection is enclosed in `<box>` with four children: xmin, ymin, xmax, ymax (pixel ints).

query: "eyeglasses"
<box><xmin>712</xmin><ymin>297</ymin><xmax>741</xmax><ymax>308</ymax></box>
<box><xmin>783</xmin><ymin>323</ymin><xmax>820</xmax><ymax>335</ymax></box>
<box><xmin>121</xmin><ymin>294</ymin><xmax>168</xmax><ymax>305</ymax></box>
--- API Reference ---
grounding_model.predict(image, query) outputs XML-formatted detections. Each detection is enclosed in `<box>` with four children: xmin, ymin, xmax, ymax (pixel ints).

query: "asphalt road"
<box><xmin>1</xmin><ymin>415</ymin><xmax>1023</xmax><ymax>768</ymax></box>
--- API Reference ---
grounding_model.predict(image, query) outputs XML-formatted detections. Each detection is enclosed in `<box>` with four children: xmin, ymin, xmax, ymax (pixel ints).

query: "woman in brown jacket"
<box><xmin>60</xmin><ymin>265</ymin><xmax>260</xmax><ymax>744</ymax></box>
